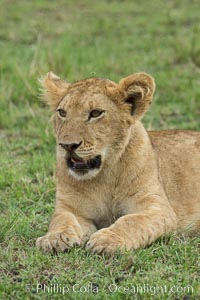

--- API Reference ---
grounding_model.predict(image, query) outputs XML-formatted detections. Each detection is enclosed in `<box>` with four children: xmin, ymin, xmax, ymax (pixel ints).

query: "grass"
<box><xmin>0</xmin><ymin>0</ymin><xmax>200</xmax><ymax>299</ymax></box>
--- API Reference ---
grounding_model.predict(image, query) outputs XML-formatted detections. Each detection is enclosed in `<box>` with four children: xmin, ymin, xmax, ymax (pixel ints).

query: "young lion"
<box><xmin>36</xmin><ymin>72</ymin><xmax>200</xmax><ymax>255</ymax></box>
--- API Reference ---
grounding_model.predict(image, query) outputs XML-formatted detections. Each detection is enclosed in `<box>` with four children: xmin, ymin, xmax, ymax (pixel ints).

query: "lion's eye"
<box><xmin>89</xmin><ymin>110</ymin><xmax>104</xmax><ymax>119</ymax></box>
<box><xmin>57</xmin><ymin>109</ymin><xmax>66</xmax><ymax>118</ymax></box>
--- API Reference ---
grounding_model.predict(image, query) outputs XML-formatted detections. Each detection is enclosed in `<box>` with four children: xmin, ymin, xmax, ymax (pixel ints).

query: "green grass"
<box><xmin>0</xmin><ymin>0</ymin><xmax>200</xmax><ymax>299</ymax></box>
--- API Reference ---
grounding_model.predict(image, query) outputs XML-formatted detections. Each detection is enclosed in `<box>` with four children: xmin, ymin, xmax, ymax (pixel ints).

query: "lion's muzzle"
<box><xmin>59</xmin><ymin>141</ymin><xmax>102</xmax><ymax>177</ymax></box>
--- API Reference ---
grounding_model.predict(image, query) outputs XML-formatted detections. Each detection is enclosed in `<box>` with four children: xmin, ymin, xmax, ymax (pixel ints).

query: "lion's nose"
<box><xmin>59</xmin><ymin>141</ymin><xmax>82</xmax><ymax>152</ymax></box>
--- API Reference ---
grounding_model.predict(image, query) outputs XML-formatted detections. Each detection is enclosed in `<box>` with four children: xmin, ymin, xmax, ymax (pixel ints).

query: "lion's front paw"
<box><xmin>86</xmin><ymin>228</ymin><xmax>129</xmax><ymax>255</ymax></box>
<box><xmin>36</xmin><ymin>227</ymin><xmax>82</xmax><ymax>253</ymax></box>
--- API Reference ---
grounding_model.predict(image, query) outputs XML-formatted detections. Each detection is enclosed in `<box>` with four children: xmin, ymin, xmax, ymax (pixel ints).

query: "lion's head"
<box><xmin>41</xmin><ymin>72</ymin><xmax>155</xmax><ymax>180</ymax></box>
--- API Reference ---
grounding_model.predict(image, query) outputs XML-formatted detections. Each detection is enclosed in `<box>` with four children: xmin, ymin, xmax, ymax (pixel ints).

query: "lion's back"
<box><xmin>149</xmin><ymin>129</ymin><xmax>200</xmax><ymax>232</ymax></box>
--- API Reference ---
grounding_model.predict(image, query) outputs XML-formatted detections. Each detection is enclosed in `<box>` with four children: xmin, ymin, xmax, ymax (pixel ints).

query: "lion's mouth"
<box><xmin>67</xmin><ymin>153</ymin><xmax>101</xmax><ymax>170</ymax></box>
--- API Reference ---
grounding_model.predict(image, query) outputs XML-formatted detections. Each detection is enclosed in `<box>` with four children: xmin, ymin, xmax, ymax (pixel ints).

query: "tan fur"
<box><xmin>36</xmin><ymin>72</ymin><xmax>200</xmax><ymax>255</ymax></box>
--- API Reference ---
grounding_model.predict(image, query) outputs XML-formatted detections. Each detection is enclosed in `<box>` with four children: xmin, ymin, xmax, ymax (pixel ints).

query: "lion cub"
<box><xmin>36</xmin><ymin>72</ymin><xmax>200</xmax><ymax>254</ymax></box>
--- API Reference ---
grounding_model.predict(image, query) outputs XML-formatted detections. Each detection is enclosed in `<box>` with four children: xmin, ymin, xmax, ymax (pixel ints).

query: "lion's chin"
<box><xmin>68</xmin><ymin>168</ymin><xmax>102</xmax><ymax>180</ymax></box>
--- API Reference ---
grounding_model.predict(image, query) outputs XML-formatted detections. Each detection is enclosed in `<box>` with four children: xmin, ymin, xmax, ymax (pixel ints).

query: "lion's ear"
<box><xmin>119</xmin><ymin>72</ymin><xmax>155</xmax><ymax>120</ymax></box>
<box><xmin>39</xmin><ymin>71</ymin><xmax>70</xmax><ymax>111</ymax></box>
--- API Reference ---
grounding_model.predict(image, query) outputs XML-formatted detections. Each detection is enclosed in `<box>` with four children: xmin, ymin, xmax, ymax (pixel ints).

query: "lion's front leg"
<box><xmin>36</xmin><ymin>209</ymin><xmax>96</xmax><ymax>253</ymax></box>
<box><xmin>86</xmin><ymin>197</ymin><xmax>177</xmax><ymax>255</ymax></box>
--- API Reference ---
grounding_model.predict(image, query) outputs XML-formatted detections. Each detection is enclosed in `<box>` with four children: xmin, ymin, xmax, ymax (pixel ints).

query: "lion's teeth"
<box><xmin>71</xmin><ymin>157</ymin><xmax>85</xmax><ymax>164</ymax></box>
